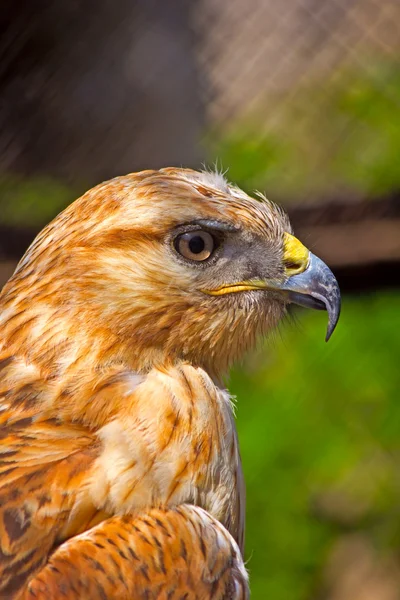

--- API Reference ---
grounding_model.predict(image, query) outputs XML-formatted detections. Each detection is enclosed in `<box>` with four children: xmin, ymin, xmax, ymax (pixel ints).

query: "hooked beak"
<box><xmin>279</xmin><ymin>251</ymin><xmax>341</xmax><ymax>341</ymax></box>
<box><xmin>202</xmin><ymin>232</ymin><xmax>341</xmax><ymax>341</ymax></box>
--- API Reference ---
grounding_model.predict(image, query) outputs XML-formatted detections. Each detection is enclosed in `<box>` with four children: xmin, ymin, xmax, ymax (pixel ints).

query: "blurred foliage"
<box><xmin>232</xmin><ymin>291</ymin><xmax>400</xmax><ymax>599</ymax></box>
<box><xmin>0</xmin><ymin>41</ymin><xmax>398</xmax><ymax>599</ymax></box>
<box><xmin>208</xmin><ymin>58</ymin><xmax>400</xmax><ymax>201</ymax></box>
<box><xmin>0</xmin><ymin>175</ymin><xmax>74</xmax><ymax>227</ymax></box>
<box><xmin>1</xmin><ymin>60</ymin><xmax>399</xmax><ymax>229</ymax></box>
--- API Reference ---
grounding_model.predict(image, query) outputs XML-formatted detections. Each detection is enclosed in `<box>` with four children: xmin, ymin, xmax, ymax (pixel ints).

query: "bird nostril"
<box><xmin>284</xmin><ymin>260</ymin><xmax>303</xmax><ymax>271</ymax></box>
<box><xmin>282</xmin><ymin>233</ymin><xmax>310</xmax><ymax>276</ymax></box>
<box><xmin>283</xmin><ymin>256</ymin><xmax>309</xmax><ymax>276</ymax></box>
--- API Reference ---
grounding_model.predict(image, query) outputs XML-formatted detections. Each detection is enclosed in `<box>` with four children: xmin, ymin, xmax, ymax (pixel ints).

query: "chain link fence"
<box><xmin>0</xmin><ymin>3</ymin><xmax>399</xmax><ymax>599</ymax></box>
<box><xmin>0</xmin><ymin>0</ymin><xmax>398</xmax><ymax>269</ymax></box>
<box><xmin>196</xmin><ymin>0</ymin><xmax>400</xmax><ymax>202</ymax></box>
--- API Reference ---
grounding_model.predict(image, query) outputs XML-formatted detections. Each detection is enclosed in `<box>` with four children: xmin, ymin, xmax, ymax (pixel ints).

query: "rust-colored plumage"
<box><xmin>0</xmin><ymin>168</ymin><xmax>340</xmax><ymax>598</ymax></box>
<box><xmin>23</xmin><ymin>505</ymin><xmax>247</xmax><ymax>599</ymax></box>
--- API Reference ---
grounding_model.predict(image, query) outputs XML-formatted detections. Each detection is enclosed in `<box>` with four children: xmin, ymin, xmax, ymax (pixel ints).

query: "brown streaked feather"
<box><xmin>0</xmin><ymin>360</ymin><xmax>244</xmax><ymax>597</ymax></box>
<box><xmin>0</xmin><ymin>408</ymin><xmax>99</xmax><ymax>598</ymax></box>
<box><xmin>0</xmin><ymin>168</ymin><xmax>292</xmax><ymax>596</ymax></box>
<box><xmin>0</xmin><ymin>443</ymin><xmax>99</xmax><ymax>597</ymax></box>
<box><xmin>22</xmin><ymin>505</ymin><xmax>249</xmax><ymax>600</ymax></box>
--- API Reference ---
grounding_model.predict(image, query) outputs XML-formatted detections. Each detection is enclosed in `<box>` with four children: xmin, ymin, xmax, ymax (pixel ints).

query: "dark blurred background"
<box><xmin>0</xmin><ymin>1</ymin><xmax>399</xmax><ymax>598</ymax></box>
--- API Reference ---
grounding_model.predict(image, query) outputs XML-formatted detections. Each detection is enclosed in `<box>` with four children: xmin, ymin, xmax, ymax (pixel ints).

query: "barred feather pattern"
<box><xmin>23</xmin><ymin>506</ymin><xmax>248</xmax><ymax>600</ymax></box>
<box><xmin>0</xmin><ymin>168</ymin><xmax>292</xmax><ymax>597</ymax></box>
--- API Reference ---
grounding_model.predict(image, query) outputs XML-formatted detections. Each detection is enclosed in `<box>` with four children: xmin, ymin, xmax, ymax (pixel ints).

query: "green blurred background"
<box><xmin>235</xmin><ymin>293</ymin><xmax>400</xmax><ymax>598</ymax></box>
<box><xmin>0</xmin><ymin>1</ymin><xmax>399</xmax><ymax>598</ymax></box>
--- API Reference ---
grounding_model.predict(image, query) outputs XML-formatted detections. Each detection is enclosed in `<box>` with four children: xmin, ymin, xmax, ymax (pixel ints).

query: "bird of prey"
<box><xmin>0</xmin><ymin>168</ymin><xmax>340</xmax><ymax>599</ymax></box>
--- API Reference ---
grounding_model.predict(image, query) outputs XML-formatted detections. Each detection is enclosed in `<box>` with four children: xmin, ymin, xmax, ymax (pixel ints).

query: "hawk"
<box><xmin>0</xmin><ymin>168</ymin><xmax>340</xmax><ymax>598</ymax></box>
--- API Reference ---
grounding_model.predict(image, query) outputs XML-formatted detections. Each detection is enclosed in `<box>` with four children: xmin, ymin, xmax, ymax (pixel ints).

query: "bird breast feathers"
<box><xmin>88</xmin><ymin>363</ymin><xmax>244</xmax><ymax>543</ymax></box>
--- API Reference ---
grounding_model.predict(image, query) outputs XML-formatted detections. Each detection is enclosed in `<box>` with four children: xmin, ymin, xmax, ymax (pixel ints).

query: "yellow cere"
<box><xmin>282</xmin><ymin>232</ymin><xmax>310</xmax><ymax>276</ymax></box>
<box><xmin>203</xmin><ymin>233</ymin><xmax>310</xmax><ymax>296</ymax></box>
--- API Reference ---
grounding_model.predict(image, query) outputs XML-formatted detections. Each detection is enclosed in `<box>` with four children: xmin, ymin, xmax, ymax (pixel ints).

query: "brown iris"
<box><xmin>174</xmin><ymin>230</ymin><xmax>215</xmax><ymax>261</ymax></box>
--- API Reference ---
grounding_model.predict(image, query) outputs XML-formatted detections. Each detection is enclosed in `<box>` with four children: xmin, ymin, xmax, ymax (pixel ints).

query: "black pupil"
<box><xmin>188</xmin><ymin>235</ymin><xmax>206</xmax><ymax>254</ymax></box>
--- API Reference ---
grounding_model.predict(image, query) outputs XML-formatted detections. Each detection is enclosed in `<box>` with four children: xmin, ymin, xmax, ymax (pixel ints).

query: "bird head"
<box><xmin>0</xmin><ymin>168</ymin><xmax>340</xmax><ymax>378</ymax></box>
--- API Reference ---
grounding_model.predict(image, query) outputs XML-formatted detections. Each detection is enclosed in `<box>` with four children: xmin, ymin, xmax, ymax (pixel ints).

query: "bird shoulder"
<box><xmin>0</xmin><ymin>356</ymin><xmax>245</xmax><ymax>597</ymax></box>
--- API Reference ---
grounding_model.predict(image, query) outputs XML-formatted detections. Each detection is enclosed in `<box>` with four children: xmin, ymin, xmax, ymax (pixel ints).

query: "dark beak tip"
<box><xmin>283</xmin><ymin>252</ymin><xmax>341</xmax><ymax>342</ymax></box>
<box><xmin>324</xmin><ymin>296</ymin><xmax>341</xmax><ymax>342</ymax></box>
<box><xmin>325</xmin><ymin>326</ymin><xmax>334</xmax><ymax>343</ymax></box>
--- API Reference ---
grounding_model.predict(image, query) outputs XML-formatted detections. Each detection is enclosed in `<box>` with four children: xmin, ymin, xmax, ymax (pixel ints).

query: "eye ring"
<box><xmin>174</xmin><ymin>230</ymin><xmax>216</xmax><ymax>262</ymax></box>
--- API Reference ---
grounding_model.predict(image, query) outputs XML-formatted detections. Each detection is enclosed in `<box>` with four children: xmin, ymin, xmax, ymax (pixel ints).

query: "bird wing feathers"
<box><xmin>0</xmin><ymin>412</ymin><xmax>97</xmax><ymax>598</ymax></box>
<box><xmin>22</xmin><ymin>505</ymin><xmax>248</xmax><ymax>600</ymax></box>
<box><xmin>0</xmin><ymin>361</ymin><xmax>245</xmax><ymax>598</ymax></box>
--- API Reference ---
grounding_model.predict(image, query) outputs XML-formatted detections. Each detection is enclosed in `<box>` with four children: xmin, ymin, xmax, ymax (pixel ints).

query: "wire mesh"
<box><xmin>0</xmin><ymin>3</ymin><xmax>399</xmax><ymax>599</ymax></box>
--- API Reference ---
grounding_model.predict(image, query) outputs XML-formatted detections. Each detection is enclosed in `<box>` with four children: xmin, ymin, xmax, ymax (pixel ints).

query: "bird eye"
<box><xmin>174</xmin><ymin>230</ymin><xmax>216</xmax><ymax>261</ymax></box>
